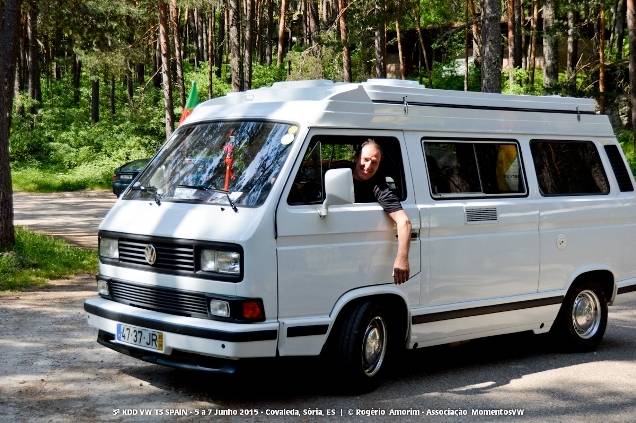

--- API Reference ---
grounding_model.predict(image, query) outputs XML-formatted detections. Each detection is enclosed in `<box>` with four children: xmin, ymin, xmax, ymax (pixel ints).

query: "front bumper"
<box><xmin>84</xmin><ymin>297</ymin><xmax>279</xmax><ymax>363</ymax></box>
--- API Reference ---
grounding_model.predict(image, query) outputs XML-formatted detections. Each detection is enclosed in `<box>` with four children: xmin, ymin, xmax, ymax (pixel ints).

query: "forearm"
<box><xmin>396</xmin><ymin>218</ymin><xmax>412</xmax><ymax>259</ymax></box>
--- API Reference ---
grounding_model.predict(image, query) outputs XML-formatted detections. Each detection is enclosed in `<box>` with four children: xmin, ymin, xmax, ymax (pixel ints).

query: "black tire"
<box><xmin>330</xmin><ymin>301</ymin><xmax>394</xmax><ymax>392</ymax></box>
<box><xmin>551</xmin><ymin>281</ymin><xmax>608</xmax><ymax>352</ymax></box>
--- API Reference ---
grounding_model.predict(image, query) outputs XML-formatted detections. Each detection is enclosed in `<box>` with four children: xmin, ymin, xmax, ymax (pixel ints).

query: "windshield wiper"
<box><xmin>177</xmin><ymin>184</ymin><xmax>238</xmax><ymax>212</ymax></box>
<box><xmin>130</xmin><ymin>184</ymin><xmax>163</xmax><ymax>206</ymax></box>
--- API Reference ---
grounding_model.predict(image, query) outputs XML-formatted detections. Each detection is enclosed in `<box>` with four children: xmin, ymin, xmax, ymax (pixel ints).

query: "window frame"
<box><xmin>421</xmin><ymin>137</ymin><xmax>529</xmax><ymax>201</ymax></box>
<box><xmin>286</xmin><ymin>133</ymin><xmax>408</xmax><ymax>206</ymax></box>
<box><xmin>530</xmin><ymin>139</ymin><xmax>610</xmax><ymax>197</ymax></box>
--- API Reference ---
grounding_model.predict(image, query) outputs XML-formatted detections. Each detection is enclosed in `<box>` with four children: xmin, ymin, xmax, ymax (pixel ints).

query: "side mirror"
<box><xmin>319</xmin><ymin>168</ymin><xmax>355</xmax><ymax>218</ymax></box>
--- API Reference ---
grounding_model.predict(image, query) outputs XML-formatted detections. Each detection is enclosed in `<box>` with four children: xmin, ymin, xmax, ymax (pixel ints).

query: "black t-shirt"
<box><xmin>353</xmin><ymin>176</ymin><xmax>403</xmax><ymax>214</ymax></box>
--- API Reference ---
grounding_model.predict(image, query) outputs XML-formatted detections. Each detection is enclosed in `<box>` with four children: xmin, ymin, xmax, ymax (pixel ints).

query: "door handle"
<box><xmin>395</xmin><ymin>231</ymin><xmax>419</xmax><ymax>240</ymax></box>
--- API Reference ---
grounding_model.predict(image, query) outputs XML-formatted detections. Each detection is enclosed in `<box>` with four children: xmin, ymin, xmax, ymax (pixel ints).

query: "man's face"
<box><xmin>353</xmin><ymin>144</ymin><xmax>381</xmax><ymax>181</ymax></box>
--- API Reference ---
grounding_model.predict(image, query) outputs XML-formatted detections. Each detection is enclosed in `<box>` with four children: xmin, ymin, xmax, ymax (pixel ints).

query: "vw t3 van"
<box><xmin>85</xmin><ymin>79</ymin><xmax>636</xmax><ymax>389</ymax></box>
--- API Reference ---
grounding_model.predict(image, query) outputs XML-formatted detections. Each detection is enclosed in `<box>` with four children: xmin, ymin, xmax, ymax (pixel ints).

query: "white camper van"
<box><xmin>85</xmin><ymin>79</ymin><xmax>636</xmax><ymax>389</ymax></box>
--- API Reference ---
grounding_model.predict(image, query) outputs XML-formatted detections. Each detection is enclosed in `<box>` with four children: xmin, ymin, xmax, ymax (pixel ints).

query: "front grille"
<box><xmin>109</xmin><ymin>280</ymin><xmax>209</xmax><ymax>318</ymax></box>
<box><xmin>118</xmin><ymin>238</ymin><xmax>195</xmax><ymax>272</ymax></box>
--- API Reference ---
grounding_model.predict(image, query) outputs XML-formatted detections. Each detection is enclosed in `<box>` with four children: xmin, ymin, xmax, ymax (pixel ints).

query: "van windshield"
<box><xmin>123</xmin><ymin>121</ymin><xmax>297</xmax><ymax>207</ymax></box>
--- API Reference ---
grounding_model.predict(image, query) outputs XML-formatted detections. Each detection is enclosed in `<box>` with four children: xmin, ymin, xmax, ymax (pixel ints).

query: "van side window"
<box><xmin>530</xmin><ymin>140</ymin><xmax>609</xmax><ymax>196</ymax></box>
<box><xmin>604</xmin><ymin>145</ymin><xmax>634</xmax><ymax>192</ymax></box>
<box><xmin>287</xmin><ymin>136</ymin><xmax>406</xmax><ymax>205</ymax></box>
<box><xmin>423</xmin><ymin>141</ymin><xmax>526</xmax><ymax>198</ymax></box>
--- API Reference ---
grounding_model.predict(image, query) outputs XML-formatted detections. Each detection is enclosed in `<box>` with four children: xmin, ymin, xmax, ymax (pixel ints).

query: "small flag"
<box><xmin>179</xmin><ymin>81</ymin><xmax>199</xmax><ymax>125</ymax></box>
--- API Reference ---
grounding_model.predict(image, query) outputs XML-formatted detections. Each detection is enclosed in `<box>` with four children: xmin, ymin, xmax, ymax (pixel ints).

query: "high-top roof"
<box><xmin>185</xmin><ymin>79</ymin><xmax>609</xmax><ymax>138</ymax></box>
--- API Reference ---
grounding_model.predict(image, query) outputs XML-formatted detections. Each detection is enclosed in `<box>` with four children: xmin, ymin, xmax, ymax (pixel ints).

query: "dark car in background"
<box><xmin>112</xmin><ymin>158</ymin><xmax>150</xmax><ymax>196</ymax></box>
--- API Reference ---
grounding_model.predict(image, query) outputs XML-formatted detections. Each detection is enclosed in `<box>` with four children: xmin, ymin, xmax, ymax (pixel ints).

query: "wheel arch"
<box><xmin>566</xmin><ymin>268</ymin><xmax>615</xmax><ymax>305</ymax></box>
<box><xmin>321</xmin><ymin>286</ymin><xmax>410</xmax><ymax>355</ymax></box>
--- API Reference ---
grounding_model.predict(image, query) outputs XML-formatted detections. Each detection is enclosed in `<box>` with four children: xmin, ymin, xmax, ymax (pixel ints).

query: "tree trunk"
<box><xmin>216</xmin><ymin>10</ymin><xmax>225</xmax><ymax>77</ymax></box>
<box><xmin>468</xmin><ymin>0</ymin><xmax>481</xmax><ymax>70</ymax></box>
<box><xmin>229</xmin><ymin>0</ymin><xmax>242</xmax><ymax>91</ymax></box>
<box><xmin>153</xmin><ymin>35</ymin><xmax>162</xmax><ymax>88</ymax></box>
<box><xmin>72</xmin><ymin>54</ymin><xmax>81</xmax><ymax>105</ymax></box>
<box><xmin>91</xmin><ymin>78</ymin><xmax>99</xmax><ymax>123</ymax></box>
<box><xmin>126</xmin><ymin>68</ymin><xmax>133</xmax><ymax>105</ymax></box>
<box><xmin>0</xmin><ymin>0</ymin><xmax>21</xmax><ymax>251</ymax></box>
<box><xmin>529</xmin><ymin>0</ymin><xmax>538</xmax><ymax>86</ymax></box>
<box><xmin>27</xmin><ymin>0</ymin><xmax>41</xmax><ymax>104</ymax></box>
<box><xmin>481</xmin><ymin>0</ymin><xmax>502</xmax><ymax>92</ymax></box>
<box><xmin>338</xmin><ymin>0</ymin><xmax>352</xmax><ymax>82</ymax></box>
<box><xmin>600</xmin><ymin>2</ymin><xmax>606</xmax><ymax>114</ymax></box>
<box><xmin>194</xmin><ymin>8</ymin><xmax>202</xmax><ymax>67</ymax></box>
<box><xmin>277</xmin><ymin>0</ymin><xmax>287</xmax><ymax>66</ymax></box>
<box><xmin>374</xmin><ymin>0</ymin><xmax>386</xmax><ymax>78</ymax></box>
<box><xmin>136</xmin><ymin>63</ymin><xmax>144</xmax><ymax>85</ymax></box>
<box><xmin>507</xmin><ymin>0</ymin><xmax>515</xmax><ymax>85</ymax></box>
<box><xmin>18</xmin><ymin>12</ymin><xmax>26</xmax><ymax>95</ymax></box>
<box><xmin>109</xmin><ymin>75</ymin><xmax>115</xmax><ymax>116</ymax></box>
<box><xmin>158</xmin><ymin>0</ymin><xmax>175</xmax><ymax>138</ymax></box>
<box><xmin>615</xmin><ymin>0</ymin><xmax>627</xmax><ymax>59</ymax></box>
<box><xmin>243</xmin><ymin>0</ymin><xmax>254</xmax><ymax>90</ymax></box>
<box><xmin>396</xmin><ymin>20</ymin><xmax>405</xmax><ymax>79</ymax></box>
<box><xmin>308</xmin><ymin>0</ymin><xmax>319</xmax><ymax>46</ymax></box>
<box><xmin>266</xmin><ymin>0</ymin><xmax>273</xmax><ymax>65</ymax></box>
<box><xmin>628</xmin><ymin>0</ymin><xmax>636</xmax><ymax>143</ymax></box>
<box><xmin>170</xmin><ymin>0</ymin><xmax>186</xmax><ymax>108</ymax></box>
<box><xmin>514</xmin><ymin>0</ymin><xmax>523</xmax><ymax>67</ymax></box>
<box><xmin>543</xmin><ymin>0</ymin><xmax>558</xmax><ymax>91</ymax></box>
<box><xmin>415</xmin><ymin>1</ymin><xmax>432</xmax><ymax>86</ymax></box>
<box><xmin>566</xmin><ymin>0</ymin><xmax>578</xmax><ymax>89</ymax></box>
<box><xmin>208</xmin><ymin>10</ymin><xmax>215</xmax><ymax>98</ymax></box>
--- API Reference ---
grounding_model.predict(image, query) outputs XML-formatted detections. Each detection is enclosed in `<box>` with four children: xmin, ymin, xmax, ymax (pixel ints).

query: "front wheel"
<box><xmin>552</xmin><ymin>281</ymin><xmax>608</xmax><ymax>352</ymax></box>
<box><xmin>330</xmin><ymin>302</ymin><xmax>395</xmax><ymax>392</ymax></box>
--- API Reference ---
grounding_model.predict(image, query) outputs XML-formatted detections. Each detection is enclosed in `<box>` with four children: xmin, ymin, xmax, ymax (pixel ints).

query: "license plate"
<box><xmin>116</xmin><ymin>323</ymin><xmax>164</xmax><ymax>352</ymax></box>
<box><xmin>120</xmin><ymin>174</ymin><xmax>133</xmax><ymax>180</ymax></box>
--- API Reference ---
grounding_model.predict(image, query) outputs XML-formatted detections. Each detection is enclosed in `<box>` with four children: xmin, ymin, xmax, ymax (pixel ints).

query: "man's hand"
<box><xmin>393</xmin><ymin>255</ymin><xmax>410</xmax><ymax>284</ymax></box>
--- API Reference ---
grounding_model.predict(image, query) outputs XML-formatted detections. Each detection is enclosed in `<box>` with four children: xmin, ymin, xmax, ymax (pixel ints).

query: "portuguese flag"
<box><xmin>179</xmin><ymin>81</ymin><xmax>199</xmax><ymax>125</ymax></box>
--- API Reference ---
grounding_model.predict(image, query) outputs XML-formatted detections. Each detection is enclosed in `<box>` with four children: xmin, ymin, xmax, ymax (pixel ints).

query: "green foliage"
<box><xmin>11</xmin><ymin>73</ymin><xmax>164</xmax><ymax>191</ymax></box>
<box><xmin>617</xmin><ymin>130</ymin><xmax>636</xmax><ymax>174</ymax></box>
<box><xmin>252</xmin><ymin>63</ymin><xmax>286</xmax><ymax>88</ymax></box>
<box><xmin>287</xmin><ymin>45</ymin><xmax>343</xmax><ymax>81</ymax></box>
<box><xmin>0</xmin><ymin>227</ymin><xmax>97</xmax><ymax>291</ymax></box>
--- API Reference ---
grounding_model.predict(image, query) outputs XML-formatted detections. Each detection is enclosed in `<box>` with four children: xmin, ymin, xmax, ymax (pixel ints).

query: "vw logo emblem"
<box><xmin>144</xmin><ymin>244</ymin><xmax>157</xmax><ymax>265</ymax></box>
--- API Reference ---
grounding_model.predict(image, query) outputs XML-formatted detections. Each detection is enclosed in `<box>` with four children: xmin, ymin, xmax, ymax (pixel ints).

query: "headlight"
<box><xmin>200</xmin><ymin>249</ymin><xmax>241</xmax><ymax>275</ymax></box>
<box><xmin>99</xmin><ymin>237</ymin><xmax>119</xmax><ymax>259</ymax></box>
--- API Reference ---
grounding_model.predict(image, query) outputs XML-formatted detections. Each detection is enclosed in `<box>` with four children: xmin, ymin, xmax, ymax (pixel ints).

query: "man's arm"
<box><xmin>388</xmin><ymin>209</ymin><xmax>411</xmax><ymax>284</ymax></box>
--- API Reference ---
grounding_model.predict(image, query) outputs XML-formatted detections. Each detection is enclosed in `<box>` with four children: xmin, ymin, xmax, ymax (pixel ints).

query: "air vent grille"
<box><xmin>465</xmin><ymin>207</ymin><xmax>498</xmax><ymax>223</ymax></box>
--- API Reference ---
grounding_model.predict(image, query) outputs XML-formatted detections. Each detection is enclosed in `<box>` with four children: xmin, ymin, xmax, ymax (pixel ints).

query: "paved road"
<box><xmin>13</xmin><ymin>190</ymin><xmax>117</xmax><ymax>249</ymax></box>
<box><xmin>4</xmin><ymin>190</ymin><xmax>636</xmax><ymax>421</ymax></box>
<box><xmin>1</xmin><ymin>275</ymin><xmax>635</xmax><ymax>422</ymax></box>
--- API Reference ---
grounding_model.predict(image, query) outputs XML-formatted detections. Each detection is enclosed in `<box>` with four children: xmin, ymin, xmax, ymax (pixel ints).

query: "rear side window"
<box><xmin>530</xmin><ymin>140</ymin><xmax>609</xmax><ymax>196</ymax></box>
<box><xmin>604</xmin><ymin>145</ymin><xmax>634</xmax><ymax>192</ymax></box>
<box><xmin>423</xmin><ymin>140</ymin><xmax>526</xmax><ymax>198</ymax></box>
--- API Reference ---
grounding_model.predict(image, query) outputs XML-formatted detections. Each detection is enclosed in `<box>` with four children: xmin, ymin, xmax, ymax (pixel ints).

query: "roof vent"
<box><xmin>365</xmin><ymin>79</ymin><xmax>423</xmax><ymax>88</ymax></box>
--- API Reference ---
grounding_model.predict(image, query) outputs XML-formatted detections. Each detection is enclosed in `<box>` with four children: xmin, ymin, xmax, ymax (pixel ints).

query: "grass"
<box><xmin>0</xmin><ymin>227</ymin><xmax>98</xmax><ymax>291</ymax></box>
<box><xmin>12</xmin><ymin>166</ymin><xmax>111</xmax><ymax>192</ymax></box>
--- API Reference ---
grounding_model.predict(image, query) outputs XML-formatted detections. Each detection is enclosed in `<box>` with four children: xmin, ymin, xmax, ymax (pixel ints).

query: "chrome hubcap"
<box><xmin>572</xmin><ymin>290</ymin><xmax>601</xmax><ymax>339</ymax></box>
<box><xmin>362</xmin><ymin>316</ymin><xmax>387</xmax><ymax>377</ymax></box>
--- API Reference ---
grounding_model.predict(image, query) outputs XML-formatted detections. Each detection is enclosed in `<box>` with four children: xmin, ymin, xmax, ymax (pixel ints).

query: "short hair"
<box><xmin>357</xmin><ymin>138</ymin><xmax>383</xmax><ymax>159</ymax></box>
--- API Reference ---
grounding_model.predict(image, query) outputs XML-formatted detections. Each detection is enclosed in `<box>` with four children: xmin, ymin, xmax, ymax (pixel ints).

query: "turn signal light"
<box><xmin>242</xmin><ymin>300</ymin><xmax>264</xmax><ymax>321</ymax></box>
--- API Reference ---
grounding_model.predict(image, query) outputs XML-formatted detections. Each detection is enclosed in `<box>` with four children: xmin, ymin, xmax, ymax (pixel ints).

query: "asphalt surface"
<box><xmin>4</xmin><ymin>190</ymin><xmax>636</xmax><ymax>421</ymax></box>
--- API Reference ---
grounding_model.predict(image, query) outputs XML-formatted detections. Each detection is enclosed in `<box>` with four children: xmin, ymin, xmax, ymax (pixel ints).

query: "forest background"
<box><xmin>1</xmin><ymin>0</ymin><xmax>636</xmax><ymax>252</ymax></box>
